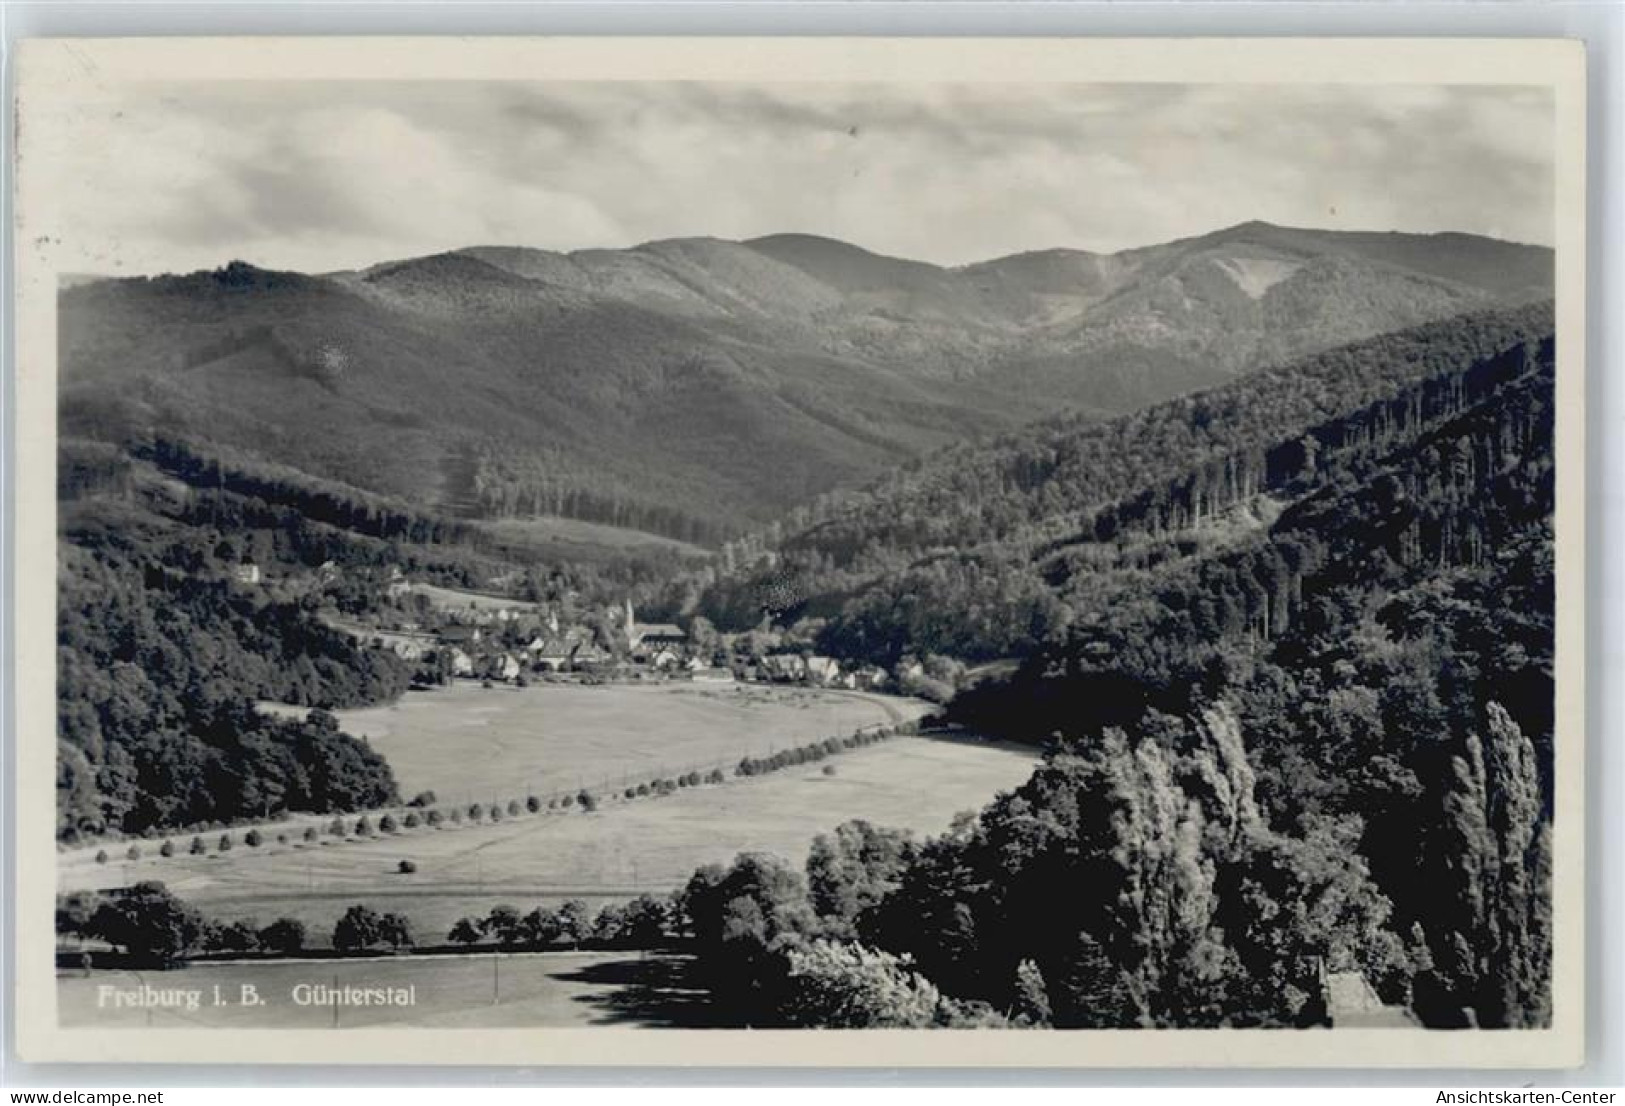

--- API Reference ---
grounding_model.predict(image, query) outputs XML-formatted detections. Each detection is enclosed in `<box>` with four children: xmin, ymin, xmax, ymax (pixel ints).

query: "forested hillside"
<box><xmin>688</xmin><ymin>302</ymin><xmax>1554</xmax><ymax>662</ymax></box>
<box><xmin>666</xmin><ymin>319</ymin><xmax>1556</xmax><ymax>1030</ymax></box>
<box><xmin>56</xmin><ymin>532</ymin><xmax>407</xmax><ymax>838</ymax></box>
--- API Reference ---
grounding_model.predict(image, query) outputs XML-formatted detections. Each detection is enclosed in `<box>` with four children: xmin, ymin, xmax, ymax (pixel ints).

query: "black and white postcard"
<box><xmin>10</xmin><ymin>36</ymin><xmax>1588</xmax><ymax>1067</ymax></box>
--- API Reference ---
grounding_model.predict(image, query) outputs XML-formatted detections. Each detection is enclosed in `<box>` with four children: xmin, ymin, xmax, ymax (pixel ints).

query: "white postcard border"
<box><xmin>10</xmin><ymin>34</ymin><xmax>1590</xmax><ymax>1068</ymax></box>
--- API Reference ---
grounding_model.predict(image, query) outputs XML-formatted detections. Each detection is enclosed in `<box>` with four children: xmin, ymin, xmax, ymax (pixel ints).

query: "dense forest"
<box><xmin>763</xmin><ymin>301</ymin><xmax>1550</xmax><ymax>566</ymax></box>
<box><xmin>662</xmin><ymin>314</ymin><xmax>1556</xmax><ymax>1029</ymax></box>
<box><xmin>464</xmin><ymin>440</ymin><xmax>729</xmax><ymax>546</ymax></box>
<box><xmin>685</xmin><ymin>303</ymin><xmax>1553</xmax><ymax>661</ymax></box>
<box><xmin>56</xmin><ymin>527</ymin><xmax>408</xmax><ymax>837</ymax></box>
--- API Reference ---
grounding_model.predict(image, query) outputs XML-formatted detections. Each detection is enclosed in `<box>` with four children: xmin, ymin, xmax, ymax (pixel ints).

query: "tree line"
<box><xmin>467</xmin><ymin>441</ymin><xmax>729</xmax><ymax>546</ymax></box>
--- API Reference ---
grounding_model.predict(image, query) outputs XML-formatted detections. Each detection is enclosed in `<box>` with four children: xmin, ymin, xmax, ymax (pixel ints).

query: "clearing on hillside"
<box><xmin>477</xmin><ymin>515</ymin><xmax>712</xmax><ymax>558</ymax></box>
<box><xmin>403</xmin><ymin>582</ymin><xmax>542</xmax><ymax>614</ymax></box>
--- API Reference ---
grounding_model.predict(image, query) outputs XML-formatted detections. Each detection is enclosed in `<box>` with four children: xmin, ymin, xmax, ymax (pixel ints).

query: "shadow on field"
<box><xmin>554</xmin><ymin>952</ymin><xmax>729</xmax><ymax>1027</ymax></box>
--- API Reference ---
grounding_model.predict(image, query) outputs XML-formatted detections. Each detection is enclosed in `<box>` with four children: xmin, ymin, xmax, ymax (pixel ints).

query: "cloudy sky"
<box><xmin>43</xmin><ymin>80</ymin><xmax>1554</xmax><ymax>275</ymax></box>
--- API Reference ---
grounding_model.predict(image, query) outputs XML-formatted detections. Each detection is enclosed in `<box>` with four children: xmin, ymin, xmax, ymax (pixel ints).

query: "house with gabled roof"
<box><xmin>762</xmin><ymin>654</ymin><xmax>807</xmax><ymax>682</ymax></box>
<box><xmin>531</xmin><ymin>637</ymin><xmax>577</xmax><ymax>672</ymax></box>
<box><xmin>571</xmin><ymin>642</ymin><xmax>612</xmax><ymax>671</ymax></box>
<box><xmin>805</xmin><ymin>656</ymin><xmax>842</xmax><ymax>686</ymax></box>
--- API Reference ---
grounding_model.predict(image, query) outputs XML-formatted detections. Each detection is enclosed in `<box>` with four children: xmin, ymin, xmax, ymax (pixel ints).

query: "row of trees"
<box><xmin>619</xmin><ymin>771</ymin><xmax>725</xmax><ymax>800</ymax></box>
<box><xmin>86</xmin><ymin>713</ymin><xmax>917</xmax><ymax>859</ymax></box>
<box><xmin>447</xmin><ymin>895</ymin><xmax>672</xmax><ymax>951</ymax></box>
<box><xmin>59</xmin><ymin>883</ymin><xmax>311</xmax><ymax>963</ymax></box>
<box><xmin>87</xmin><ymin>786</ymin><xmax>615</xmax><ymax>861</ymax></box>
<box><xmin>95</xmin><ymin>825</ymin><xmax>309</xmax><ymax>862</ymax></box>
<box><xmin>61</xmin><ymin>882</ymin><xmax>671</xmax><ymax>965</ymax></box>
<box><xmin>734</xmin><ymin>724</ymin><xmax>909</xmax><ymax>779</ymax></box>
<box><xmin>62</xmin><ymin>883</ymin><xmax>415</xmax><ymax>962</ymax></box>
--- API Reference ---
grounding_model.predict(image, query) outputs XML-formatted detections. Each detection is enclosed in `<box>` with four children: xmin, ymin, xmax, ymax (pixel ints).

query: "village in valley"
<box><xmin>38</xmin><ymin>52</ymin><xmax>1570</xmax><ymax>1042</ymax></box>
<box><xmin>307</xmin><ymin>563</ymin><xmax>903</xmax><ymax>696</ymax></box>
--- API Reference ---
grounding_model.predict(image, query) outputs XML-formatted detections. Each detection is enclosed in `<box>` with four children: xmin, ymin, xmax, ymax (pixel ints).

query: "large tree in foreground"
<box><xmin>1421</xmin><ymin>702</ymin><xmax>1552</xmax><ymax>1028</ymax></box>
<box><xmin>869</xmin><ymin>705</ymin><xmax>1408</xmax><ymax>1027</ymax></box>
<box><xmin>89</xmin><ymin>881</ymin><xmax>203</xmax><ymax>965</ymax></box>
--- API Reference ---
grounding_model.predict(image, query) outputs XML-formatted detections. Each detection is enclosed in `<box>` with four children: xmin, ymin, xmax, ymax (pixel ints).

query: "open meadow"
<box><xmin>477</xmin><ymin>515</ymin><xmax>711</xmax><ymax>559</ymax></box>
<box><xmin>403</xmin><ymin>582</ymin><xmax>542</xmax><ymax>614</ymax></box>
<box><xmin>61</xmin><ymin>736</ymin><xmax>1039</xmax><ymax>945</ymax></box>
<box><xmin>331</xmin><ymin>681</ymin><xmax>922</xmax><ymax>807</ymax></box>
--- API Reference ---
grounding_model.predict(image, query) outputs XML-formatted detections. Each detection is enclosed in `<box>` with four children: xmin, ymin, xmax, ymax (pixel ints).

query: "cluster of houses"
<box><xmin>244</xmin><ymin>556</ymin><xmax>908</xmax><ymax>694</ymax></box>
<box><xmin>352</xmin><ymin>590</ymin><xmax>895</xmax><ymax>691</ymax></box>
<box><xmin>741</xmin><ymin>653</ymin><xmax>890</xmax><ymax>691</ymax></box>
<box><xmin>504</xmin><ymin>601</ymin><xmax>687</xmax><ymax>674</ymax></box>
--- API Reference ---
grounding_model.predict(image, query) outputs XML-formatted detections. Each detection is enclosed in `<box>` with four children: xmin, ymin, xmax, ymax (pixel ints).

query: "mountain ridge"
<box><xmin>60</xmin><ymin>221</ymin><xmax>1552</xmax><ymax>546</ymax></box>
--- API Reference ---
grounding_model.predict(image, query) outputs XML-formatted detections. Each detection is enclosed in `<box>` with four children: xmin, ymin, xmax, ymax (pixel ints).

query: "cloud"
<box><xmin>34</xmin><ymin>79</ymin><xmax>1555</xmax><ymax>275</ymax></box>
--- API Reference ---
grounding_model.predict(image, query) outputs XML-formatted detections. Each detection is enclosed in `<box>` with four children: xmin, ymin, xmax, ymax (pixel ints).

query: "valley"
<box><xmin>53</xmin><ymin>220</ymin><xmax>1560</xmax><ymax>1032</ymax></box>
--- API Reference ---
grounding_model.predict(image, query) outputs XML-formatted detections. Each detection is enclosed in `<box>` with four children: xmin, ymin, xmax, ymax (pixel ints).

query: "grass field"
<box><xmin>404</xmin><ymin>582</ymin><xmax>542</xmax><ymax>613</ymax></box>
<box><xmin>64</xmin><ymin>737</ymin><xmax>1037</xmax><ymax>945</ymax></box>
<box><xmin>58</xmin><ymin>684</ymin><xmax>928</xmax><ymax>878</ymax></box>
<box><xmin>332</xmin><ymin>682</ymin><xmax>921</xmax><ymax>806</ymax></box>
<box><xmin>58</xmin><ymin>949</ymin><xmax>704</xmax><ymax>1029</ymax></box>
<box><xmin>477</xmin><ymin>516</ymin><xmax>712</xmax><ymax>558</ymax></box>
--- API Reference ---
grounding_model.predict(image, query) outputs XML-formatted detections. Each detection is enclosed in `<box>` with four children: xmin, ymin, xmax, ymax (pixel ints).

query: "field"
<box><xmin>58</xmin><ymin>949</ymin><xmax>704</xmax><ymax>1029</ymax></box>
<box><xmin>330</xmin><ymin>681</ymin><xmax>920</xmax><ymax>806</ymax></box>
<box><xmin>62</xmin><ymin>736</ymin><xmax>1038</xmax><ymax>945</ymax></box>
<box><xmin>403</xmin><ymin>582</ymin><xmax>541</xmax><ymax>614</ymax></box>
<box><xmin>477</xmin><ymin>515</ymin><xmax>712</xmax><ymax>559</ymax></box>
